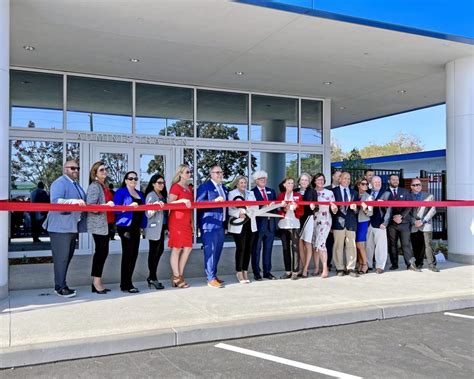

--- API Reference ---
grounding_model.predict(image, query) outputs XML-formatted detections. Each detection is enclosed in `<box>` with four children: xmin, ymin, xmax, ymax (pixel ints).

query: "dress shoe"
<box><xmin>122</xmin><ymin>287</ymin><xmax>140</xmax><ymax>293</ymax></box>
<box><xmin>91</xmin><ymin>284</ymin><xmax>107</xmax><ymax>294</ymax></box>
<box><xmin>280</xmin><ymin>273</ymin><xmax>292</xmax><ymax>279</ymax></box>
<box><xmin>263</xmin><ymin>273</ymin><xmax>277</xmax><ymax>280</ymax></box>
<box><xmin>336</xmin><ymin>271</ymin><xmax>345</xmax><ymax>277</ymax></box>
<box><xmin>208</xmin><ymin>279</ymin><xmax>223</xmax><ymax>288</ymax></box>
<box><xmin>348</xmin><ymin>270</ymin><xmax>359</xmax><ymax>278</ymax></box>
<box><xmin>376</xmin><ymin>268</ymin><xmax>384</xmax><ymax>274</ymax></box>
<box><xmin>429</xmin><ymin>266</ymin><xmax>440</xmax><ymax>272</ymax></box>
<box><xmin>389</xmin><ymin>265</ymin><xmax>398</xmax><ymax>270</ymax></box>
<box><xmin>408</xmin><ymin>263</ymin><xmax>421</xmax><ymax>272</ymax></box>
<box><xmin>55</xmin><ymin>288</ymin><xmax>76</xmax><ymax>298</ymax></box>
<box><xmin>254</xmin><ymin>274</ymin><xmax>263</xmax><ymax>281</ymax></box>
<box><xmin>291</xmin><ymin>273</ymin><xmax>298</xmax><ymax>280</ymax></box>
<box><xmin>216</xmin><ymin>277</ymin><xmax>225</xmax><ymax>284</ymax></box>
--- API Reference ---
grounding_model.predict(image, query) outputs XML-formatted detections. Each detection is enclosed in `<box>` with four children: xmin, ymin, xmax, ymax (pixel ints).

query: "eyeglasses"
<box><xmin>183</xmin><ymin>170</ymin><xmax>191</xmax><ymax>174</ymax></box>
<box><xmin>411</xmin><ymin>183</ymin><xmax>421</xmax><ymax>187</ymax></box>
<box><xmin>127</xmin><ymin>177</ymin><xmax>139</xmax><ymax>181</ymax></box>
<box><xmin>98</xmin><ymin>168</ymin><xmax>107</xmax><ymax>172</ymax></box>
<box><xmin>155</xmin><ymin>181</ymin><xmax>165</xmax><ymax>184</ymax></box>
<box><xmin>66</xmin><ymin>166</ymin><xmax>80</xmax><ymax>171</ymax></box>
<box><xmin>257</xmin><ymin>177</ymin><xmax>266</xmax><ymax>180</ymax></box>
<box><xmin>360</xmin><ymin>182</ymin><xmax>368</xmax><ymax>186</ymax></box>
<box><xmin>211</xmin><ymin>171</ymin><xmax>223</xmax><ymax>174</ymax></box>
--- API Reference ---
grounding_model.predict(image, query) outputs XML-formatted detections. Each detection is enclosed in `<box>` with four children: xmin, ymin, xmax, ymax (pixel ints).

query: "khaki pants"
<box><xmin>333</xmin><ymin>229</ymin><xmax>357</xmax><ymax>271</ymax></box>
<box><xmin>366</xmin><ymin>225</ymin><xmax>388</xmax><ymax>270</ymax></box>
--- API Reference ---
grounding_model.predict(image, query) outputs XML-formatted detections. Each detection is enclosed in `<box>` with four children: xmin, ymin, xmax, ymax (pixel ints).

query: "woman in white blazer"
<box><xmin>228</xmin><ymin>176</ymin><xmax>258</xmax><ymax>284</ymax></box>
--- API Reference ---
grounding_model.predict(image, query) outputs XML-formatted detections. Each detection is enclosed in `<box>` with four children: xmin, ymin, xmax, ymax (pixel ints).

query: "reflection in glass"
<box><xmin>10</xmin><ymin>70</ymin><xmax>63</xmax><ymax>129</ymax></box>
<box><xmin>67</xmin><ymin>76</ymin><xmax>132</xmax><ymax>133</ymax></box>
<box><xmin>196</xmin><ymin>149</ymin><xmax>253</xmax><ymax>187</ymax></box>
<box><xmin>9</xmin><ymin>140</ymin><xmax>63</xmax><ymax>250</ymax></box>
<box><xmin>136</xmin><ymin>83</ymin><xmax>193</xmax><ymax>137</ymax></box>
<box><xmin>66</xmin><ymin>142</ymin><xmax>80</xmax><ymax>164</ymax></box>
<box><xmin>197</xmin><ymin>90</ymin><xmax>248</xmax><ymax>140</ymax></box>
<box><xmin>140</xmin><ymin>154</ymin><xmax>166</xmax><ymax>192</ymax></box>
<box><xmin>301</xmin><ymin>153</ymin><xmax>323</xmax><ymax>176</ymax></box>
<box><xmin>98</xmin><ymin>152</ymin><xmax>128</xmax><ymax>189</ymax></box>
<box><xmin>301</xmin><ymin>100</ymin><xmax>323</xmax><ymax>144</ymax></box>
<box><xmin>251</xmin><ymin>95</ymin><xmax>298</xmax><ymax>143</ymax></box>
<box><xmin>251</xmin><ymin>152</ymin><xmax>298</xmax><ymax>190</ymax></box>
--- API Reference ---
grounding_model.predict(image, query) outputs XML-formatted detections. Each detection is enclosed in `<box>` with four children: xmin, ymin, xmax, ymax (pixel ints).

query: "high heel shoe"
<box><xmin>91</xmin><ymin>283</ymin><xmax>107</xmax><ymax>294</ymax></box>
<box><xmin>147</xmin><ymin>278</ymin><xmax>164</xmax><ymax>290</ymax></box>
<box><xmin>171</xmin><ymin>275</ymin><xmax>189</xmax><ymax>288</ymax></box>
<box><xmin>358</xmin><ymin>263</ymin><xmax>368</xmax><ymax>274</ymax></box>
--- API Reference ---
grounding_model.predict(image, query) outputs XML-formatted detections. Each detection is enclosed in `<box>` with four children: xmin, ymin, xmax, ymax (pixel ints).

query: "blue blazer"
<box><xmin>113</xmin><ymin>187</ymin><xmax>147</xmax><ymax>228</ymax></box>
<box><xmin>44</xmin><ymin>175</ymin><xmax>87</xmax><ymax>233</ymax></box>
<box><xmin>251</xmin><ymin>186</ymin><xmax>277</xmax><ymax>233</ymax></box>
<box><xmin>196</xmin><ymin>180</ymin><xmax>228</xmax><ymax>231</ymax></box>
<box><xmin>331</xmin><ymin>186</ymin><xmax>359</xmax><ymax>231</ymax></box>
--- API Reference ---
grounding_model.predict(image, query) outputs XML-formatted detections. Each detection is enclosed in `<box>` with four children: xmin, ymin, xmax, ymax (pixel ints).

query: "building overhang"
<box><xmin>10</xmin><ymin>0</ymin><xmax>474</xmax><ymax>128</ymax></box>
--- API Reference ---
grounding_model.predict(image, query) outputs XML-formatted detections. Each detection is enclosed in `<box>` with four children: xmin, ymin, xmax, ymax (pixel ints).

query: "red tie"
<box><xmin>261</xmin><ymin>188</ymin><xmax>268</xmax><ymax>201</ymax></box>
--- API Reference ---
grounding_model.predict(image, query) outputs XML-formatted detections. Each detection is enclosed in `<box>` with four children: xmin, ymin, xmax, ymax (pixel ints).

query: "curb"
<box><xmin>1</xmin><ymin>296</ymin><xmax>472</xmax><ymax>369</ymax></box>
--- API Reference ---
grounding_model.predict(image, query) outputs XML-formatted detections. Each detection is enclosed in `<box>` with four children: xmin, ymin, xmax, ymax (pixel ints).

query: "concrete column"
<box><xmin>261</xmin><ymin>120</ymin><xmax>286</xmax><ymax>190</ymax></box>
<box><xmin>0</xmin><ymin>0</ymin><xmax>10</xmax><ymax>299</ymax></box>
<box><xmin>445</xmin><ymin>56</ymin><xmax>474</xmax><ymax>264</ymax></box>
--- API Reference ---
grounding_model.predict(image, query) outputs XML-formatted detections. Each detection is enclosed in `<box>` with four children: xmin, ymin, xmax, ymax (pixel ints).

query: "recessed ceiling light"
<box><xmin>339</xmin><ymin>106</ymin><xmax>346</xmax><ymax>110</ymax></box>
<box><xmin>323</xmin><ymin>81</ymin><xmax>332</xmax><ymax>85</ymax></box>
<box><xmin>363</xmin><ymin>52</ymin><xmax>369</xmax><ymax>56</ymax></box>
<box><xmin>397</xmin><ymin>89</ymin><xmax>407</xmax><ymax>94</ymax></box>
<box><xmin>235</xmin><ymin>71</ymin><xmax>244</xmax><ymax>76</ymax></box>
<box><xmin>23</xmin><ymin>45</ymin><xmax>35</xmax><ymax>51</ymax></box>
<box><xmin>129</xmin><ymin>58</ymin><xmax>140</xmax><ymax>63</ymax></box>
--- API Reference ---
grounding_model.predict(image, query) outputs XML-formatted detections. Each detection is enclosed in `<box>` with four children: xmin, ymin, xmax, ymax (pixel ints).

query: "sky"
<box><xmin>332</xmin><ymin>104</ymin><xmax>446</xmax><ymax>153</ymax></box>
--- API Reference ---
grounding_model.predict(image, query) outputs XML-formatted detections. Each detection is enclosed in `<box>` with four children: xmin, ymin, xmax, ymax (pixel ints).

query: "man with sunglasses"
<box><xmin>43</xmin><ymin>160</ymin><xmax>87</xmax><ymax>297</ymax></box>
<box><xmin>410</xmin><ymin>179</ymin><xmax>439</xmax><ymax>272</ymax></box>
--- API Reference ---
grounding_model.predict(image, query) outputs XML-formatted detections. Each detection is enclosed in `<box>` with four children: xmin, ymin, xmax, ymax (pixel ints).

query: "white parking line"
<box><xmin>215</xmin><ymin>343</ymin><xmax>362</xmax><ymax>379</ymax></box>
<box><xmin>444</xmin><ymin>312</ymin><xmax>474</xmax><ymax>320</ymax></box>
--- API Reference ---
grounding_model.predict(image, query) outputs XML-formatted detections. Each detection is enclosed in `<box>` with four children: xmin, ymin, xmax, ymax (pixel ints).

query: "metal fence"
<box><xmin>420</xmin><ymin>170</ymin><xmax>447</xmax><ymax>240</ymax></box>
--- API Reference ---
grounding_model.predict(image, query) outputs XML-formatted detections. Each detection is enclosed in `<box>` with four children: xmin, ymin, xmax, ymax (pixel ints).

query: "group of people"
<box><xmin>43</xmin><ymin>161</ymin><xmax>439</xmax><ymax>298</ymax></box>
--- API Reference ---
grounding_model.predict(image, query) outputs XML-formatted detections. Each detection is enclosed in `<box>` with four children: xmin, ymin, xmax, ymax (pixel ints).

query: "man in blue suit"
<box><xmin>197</xmin><ymin>165</ymin><xmax>228</xmax><ymax>288</ymax></box>
<box><xmin>43</xmin><ymin>160</ymin><xmax>87</xmax><ymax>297</ymax></box>
<box><xmin>251</xmin><ymin>170</ymin><xmax>277</xmax><ymax>281</ymax></box>
<box><xmin>331</xmin><ymin>171</ymin><xmax>360</xmax><ymax>277</ymax></box>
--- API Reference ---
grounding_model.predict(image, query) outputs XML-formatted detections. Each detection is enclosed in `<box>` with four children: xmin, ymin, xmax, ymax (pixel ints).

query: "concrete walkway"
<box><xmin>1</xmin><ymin>260</ymin><xmax>473</xmax><ymax>368</ymax></box>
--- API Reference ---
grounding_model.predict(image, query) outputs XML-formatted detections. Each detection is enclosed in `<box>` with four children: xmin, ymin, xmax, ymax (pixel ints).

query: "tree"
<box><xmin>99</xmin><ymin>153</ymin><xmax>128</xmax><ymax>188</ymax></box>
<box><xmin>341</xmin><ymin>148</ymin><xmax>366</xmax><ymax>171</ymax></box>
<box><xmin>11</xmin><ymin>140</ymin><xmax>63</xmax><ymax>190</ymax></box>
<box><xmin>359</xmin><ymin>132</ymin><xmax>423</xmax><ymax>158</ymax></box>
<box><xmin>331</xmin><ymin>138</ymin><xmax>345</xmax><ymax>162</ymax></box>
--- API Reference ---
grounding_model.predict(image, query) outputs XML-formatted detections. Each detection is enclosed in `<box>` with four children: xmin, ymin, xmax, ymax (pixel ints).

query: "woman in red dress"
<box><xmin>168</xmin><ymin>164</ymin><xmax>193</xmax><ymax>288</ymax></box>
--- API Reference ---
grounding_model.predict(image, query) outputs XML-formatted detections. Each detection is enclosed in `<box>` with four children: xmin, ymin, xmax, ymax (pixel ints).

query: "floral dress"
<box><xmin>312</xmin><ymin>188</ymin><xmax>335</xmax><ymax>252</ymax></box>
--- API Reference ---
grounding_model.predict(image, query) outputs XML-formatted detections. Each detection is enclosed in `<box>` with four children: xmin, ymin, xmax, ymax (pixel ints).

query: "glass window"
<box><xmin>67</xmin><ymin>76</ymin><xmax>132</xmax><ymax>133</ymax></box>
<box><xmin>136</xmin><ymin>83</ymin><xmax>193</xmax><ymax>137</ymax></box>
<box><xmin>139</xmin><ymin>153</ymin><xmax>166</xmax><ymax>192</ymax></box>
<box><xmin>9</xmin><ymin>140</ymin><xmax>64</xmax><ymax>251</ymax></box>
<box><xmin>301</xmin><ymin>100</ymin><xmax>323</xmax><ymax>144</ymax></box>
<box><xmin>251</xmin><ymin>151</ymin><xmax>298</xmax><ymax>191</ymax></box>
<box><xmin>66</xmin><ymin>142</ymin><xmax>80</xmax><ymax>164</ymax></box>
<box><xmin>196</xmin><ymin>149</ymin><xmax>250</xmax><ymax>187</ymax></box>
<box><xmin>301</xmin><ymin>153</ymin><xmax>323</xmax><ymax>176</ymax></box>
<box><xmin>97</xmin><ymin>152</ymin><xmax>129</xmax><ymax>189</ymax></box>
<box><xmin>10</xmin><ymin>70</ymin><xmax>63</xmax><ymax>129</ymax></box>
<box><xmin>197</xmin><ymin>90</ymin><xmax>248</xmax><ymax>140</ymax></box>
<box><xmin>251</xmin><ymin>95</ymin><xmax>298</xmax><ymax>143</ymax></box>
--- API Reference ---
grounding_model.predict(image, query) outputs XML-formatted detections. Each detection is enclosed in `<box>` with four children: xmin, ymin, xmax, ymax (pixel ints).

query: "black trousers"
<box><xmin>411</xmin><ymin>230</ymin><xmax>436</xmax><ymax>267</ymax></box>
<box><xmin>148</xmin><ymin>228</ymin><xmax>165</xmax><ymax>281</ymax></box>
<box><xmin>281</xmin><ymin>229</ymin><xmax>300</xmax><ymax>272</ymax></box>
<box><xmin>326</xmin><ymin>232</ymin><xmax>334</xmax><ymax>267</ymax></box>
<box><xmin>117</xmin><ymin>226</ymin><xmax>141</xmax><ymax>290</ymax></box>
<box><xmin>91</xmin><ymin>233</ymin><xmax>110</xmax><ymax>277</ymax></box>
<box><xmin>232</xmin><ymin>222</ymin><xmax>255</xmax><ymax>272</ymax></box>
<box><xmin>387</xmin><ymin>223</ymin><xmax>414</xmax><ymax>267</ymax></box>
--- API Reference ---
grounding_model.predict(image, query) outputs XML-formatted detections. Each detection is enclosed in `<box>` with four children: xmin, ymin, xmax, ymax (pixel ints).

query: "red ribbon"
<box><xmin>0</xmin><ymin>199</ymin><xmax>473</xmax><ymax>212</ymax></box>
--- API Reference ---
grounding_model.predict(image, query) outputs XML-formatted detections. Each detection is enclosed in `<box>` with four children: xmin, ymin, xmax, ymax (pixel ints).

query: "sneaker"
<box><xmin>429</xmin><ymin>266</ymin><xmax>440</xmax><ymax>272</ymax></box>
<box><xmin>55</xmin><ymin>288</ymin><xmax>76</xmax><ymax>298</ymax></box>
<box><xmin>208</xmin><ymin>279</ymin><xmax>224</xmax><ymax>288</ymax></box>
<box><xmin>348</xmin><ymin>270</ymin><xmax>359</xmax><ymax>278</ymax></box>
<box><xmin>408</xmin><ymin>262</ymin><xmax>422</xmax><ymax>272</ymax></box>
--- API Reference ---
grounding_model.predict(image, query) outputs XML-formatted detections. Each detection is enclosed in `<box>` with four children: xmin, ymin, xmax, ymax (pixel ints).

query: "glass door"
<box><xmin>135</xmin><ymin>148</ymin><xmax>173</xmax><ymax>193</ymax></box>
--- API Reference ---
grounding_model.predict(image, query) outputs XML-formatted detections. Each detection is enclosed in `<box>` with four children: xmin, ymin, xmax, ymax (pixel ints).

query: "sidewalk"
<box><xmin>1</xmin><ymin>259</ymin><xmax>473</xmax><ymax>368</ymax></box>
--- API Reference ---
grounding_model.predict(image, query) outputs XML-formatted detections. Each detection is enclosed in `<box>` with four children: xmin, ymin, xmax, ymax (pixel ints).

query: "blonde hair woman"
<box><xmin>168</xmin><ymin>164</ymin><xmax>193</xmax><ymax>288</ymax></box>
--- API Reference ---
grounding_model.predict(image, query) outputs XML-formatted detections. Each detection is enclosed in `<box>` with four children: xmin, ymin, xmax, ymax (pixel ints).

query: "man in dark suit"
<box><xmin>197</xmin><ymin>165</ymin><xmax>228</xmax><ymax>288</ymax></box>
<box><xmin>331</xmin><ymin>171</ymin><xmax>360</xmax><ymax>277</ymax></box>
<box><xmin>251</xmin><ymin>170</ymin><xmax>277</xmax><ymax>281</ymax></box>
<box><xmin>386</xmin><ymin>174</ymin><xmax>420</xmax><ymax>271</ymax></box>
<box><xmin>30</xmin><ymin>181</ymin><xmax>50</xmax><ymax>242</ymax></box>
